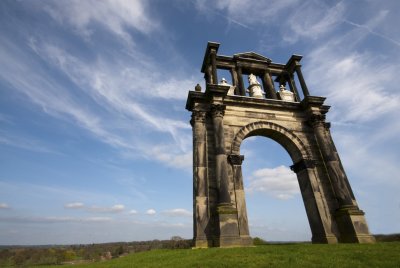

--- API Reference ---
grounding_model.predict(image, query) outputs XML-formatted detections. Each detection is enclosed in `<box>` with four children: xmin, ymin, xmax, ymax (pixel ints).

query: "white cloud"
<box><xmin>87</xmin><ymin>204</ymin><xmax>125</xmax><ymax>213</ymax></box>
<box><xmin>162</xmin><ymin>208</ymin><xmax>192</xmax><ymax>217</ymax></box>
<box><xmin>0</xmin><ymin>203</ymin><xmax>10</xmax><ymax>209</ymax></box>
<box><xmin>145</xmin><ymin>209</ymin><xmax>156</xmax><ymax>215</ymax></box>
<box><xmin>128</xmin><ymin>209</ymin><xmax>138</xmax><ymax>215</ymax></box>
<box><xmin>146</xmin><ymin>145</ymin><xmax>192</xmax><ymax>171</ymax></box>
<box><xmin>305</xmin><ymin>32</ymin><xmax>400</xmax><ymax>123</ymax></box>
<box><xmin>64</xmin><ymin>202</ymin><xmax>84</xmax><ymax>209</ymax></box>
<box><xmin>246</xmin><ymin>165</ymin><xmax>299</xmax><ymax>200</ymax></box>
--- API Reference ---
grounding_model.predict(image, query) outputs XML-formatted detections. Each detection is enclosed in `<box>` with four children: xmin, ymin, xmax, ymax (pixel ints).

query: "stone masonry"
<box><xmin>186</xmin><ymin>42</ymin><xmax>375</xmax><ymax>248</ymax></box>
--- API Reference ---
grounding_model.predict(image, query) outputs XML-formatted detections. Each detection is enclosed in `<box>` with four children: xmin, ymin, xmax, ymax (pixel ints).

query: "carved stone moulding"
<box><xmin>290</xmin><ymin>159</ymin><xmax>316</xmax><ymax>173</ymax></box>
<box><xmin>228</xmin><ymin>154</ymin><xmax>244</xmax><ymax>166</ymax></box>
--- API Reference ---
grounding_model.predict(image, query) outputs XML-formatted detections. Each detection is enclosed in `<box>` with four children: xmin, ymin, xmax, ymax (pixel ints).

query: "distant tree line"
<box><xmin>2</xmin><ymin>234</ymin><xmax>398</xmax><ymax>266</ymax></box>
<box><xmin>0</xmin><ymin>237</ymin><xmax>192</xmax><ymax>266</ymax></box>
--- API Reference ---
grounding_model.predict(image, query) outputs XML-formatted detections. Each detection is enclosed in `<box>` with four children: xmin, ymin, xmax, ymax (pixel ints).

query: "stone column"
<box><xmin>308</xmin><ymin>114</ymin><xmax>354</xmax><ymax>208</ymax></box>
<box><xmin>228</xmin><ymin>154</ymin><xmax>253</xmax><ymax>246</ymax></box>
<box><xmin>205</xmin><ymin>65</ymin><xmax>212</xmax><ymax>84</ymax></box>
<box><xmin>308</xmin><ymin>114</ymin><xmax>375</xmax><ymax>243</ymax></box>
<box><xmin>191</xmin><ymin>110</ymin><xmax>210</xmax><ymax>247</ymax></box>
<box><xmin>210</xmin><ymin>50</ymin><xmax>218</xmax><ymax>84</ymax></box>
<box><xmin>210</xmin><ymin>104</ymin><xmax>230</xmax><ymax>205</ymax></box>
<box><xmin>291</xmin><ymin>159</ymin><xmax>339</xmax><ymax>244</ymax></box>
<box><xmin>236</xmin><ymin>66</ymin><xmax>246</xmax><ymax>96</ymax></box>
<box><xmin>230</xmin><ymin>67</ymin><xmax>239</xmax><ymax>95</ymax></box>
<box><xmin>210</xmin><ymin>104</ymin><xmax>242</xmax><ymax>247</ymax></box>
<box><xmin>295</xmin><ymin>65</ymin><xmax>310</xmax><ymax>97</ymax></box>
<box><xmin>262</xmin><ymin>70</ymin><xmax>278</xmax><ymax>99</ymax></box>
<box><xmin>287</xmin><ymin>73</ymin><xmax>301</xmax><ymax>101</ymax></box>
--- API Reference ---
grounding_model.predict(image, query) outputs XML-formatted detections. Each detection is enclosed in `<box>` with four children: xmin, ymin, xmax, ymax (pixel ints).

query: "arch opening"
<box><xmin>240</xmin><ymin>135</ymin><xmax>311</xmax><ymax>242</ymax></box>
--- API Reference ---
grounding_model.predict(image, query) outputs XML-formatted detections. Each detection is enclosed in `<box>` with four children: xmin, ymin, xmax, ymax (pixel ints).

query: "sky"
<box><xmin>0</xmin><ymin>0</ymin><xmax>399</xmax><ymax>245</ymax></box>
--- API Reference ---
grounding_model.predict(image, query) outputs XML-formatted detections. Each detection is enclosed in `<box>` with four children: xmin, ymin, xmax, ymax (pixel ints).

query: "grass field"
<box><xmin>38</xmin><ymin>242</ymin><xmax>400</xmax><ymax>268</ymax></box>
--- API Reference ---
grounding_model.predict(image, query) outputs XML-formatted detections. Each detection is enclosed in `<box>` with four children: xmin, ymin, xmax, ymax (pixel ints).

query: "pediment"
<box><xmin>233</xmin><ymin>52</ymin><xmax>271</xmax><ymax>62</ymax></box>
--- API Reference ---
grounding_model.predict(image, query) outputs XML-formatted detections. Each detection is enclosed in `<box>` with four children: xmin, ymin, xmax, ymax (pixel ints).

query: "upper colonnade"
<box><xmin>200</xmin><ymin>42</ymin><xmax>310</xmax><ymax>102</ymax></box>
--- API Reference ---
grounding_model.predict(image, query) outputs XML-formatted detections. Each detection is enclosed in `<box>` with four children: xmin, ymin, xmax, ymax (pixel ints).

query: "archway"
<box><xmin>187</xmin><ymin>42</ymin><xmax>375</xmax><ymax>247</ymax></box>
<box><xmin>229</xmin><ymin>121</ymin><xmax>335</xmax><ymax>245</ymax></box>
<box><xmin>240</xmin><ymin>136</ymin><xmax>311</xmax><ymax>242</ymax></box>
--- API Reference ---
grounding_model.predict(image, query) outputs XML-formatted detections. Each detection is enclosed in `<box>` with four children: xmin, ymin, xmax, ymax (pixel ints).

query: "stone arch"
<box><xmin>187</xmin><ymin>42</ymin><xmax>375</xmax><ymax>247</ymax></box>
<box><xmin>231</xmin><ymin>121</ymin><xmax>311</xmax><ymax>163</ymax></box>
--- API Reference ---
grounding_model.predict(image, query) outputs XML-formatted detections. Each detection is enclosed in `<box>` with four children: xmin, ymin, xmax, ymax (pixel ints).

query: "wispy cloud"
<box><xmin>0</xmin><ymin>132</ymin><xmax>58</xmax><ymax>154</ymax></box>
<box><xmin>87</xmin><ymin>204</ymin><xmax>125</xmax><ymax>213</ymax></box>
<box><xmin>195</xmin><ymin>0</ymin><xmax>299</xmax><ymax>26</ymax></box>
<box><xmin>42</xmin><ymin>0</ymin><xmax>157</xmax><ymax>43</ymax></box>
<box><xmin>64</xmin><ymin>202</ymin><xmax>84</xmax><ymax>209</ymax></box>
<box><xmin>343</xmin><ymin>10</ymin><xmax>400</xmax><ymax>48</ymax></box>
<box><xmin>0</xmin><ymin>20</ymin><xmax>193</xmax><ymax>171</ymax></box>
<box><xmin>64</xmin><ymin>202</ymin><xmax>126</xmax><ymax>213</ymax></box>
<box><xmin>283</xmin><ymin>1</ymin><xmax>345</xmax><ymax>43</ymax></box>
<box><xmin>0</xmin><ymin>216</ymin><xmax>112</xmax><ymax>224</ymax></box>
<box><xmin>246</xmin><ymin>165</ymin><xmax>299</xmax><ymax>200</ymax></box>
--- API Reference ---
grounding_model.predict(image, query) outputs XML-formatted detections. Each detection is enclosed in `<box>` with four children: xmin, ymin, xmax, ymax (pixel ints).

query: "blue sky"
<box><xmin>0</xmin><ymin>0</ymin><xmax>399</xmax><ymax>245</ymax></box>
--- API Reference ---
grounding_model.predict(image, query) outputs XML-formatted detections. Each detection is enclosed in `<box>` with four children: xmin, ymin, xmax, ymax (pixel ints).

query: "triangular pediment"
<box><xmin>233</xmin><ymin>51</ymin><xmax>271</xmax><ymax>62</ymax></box>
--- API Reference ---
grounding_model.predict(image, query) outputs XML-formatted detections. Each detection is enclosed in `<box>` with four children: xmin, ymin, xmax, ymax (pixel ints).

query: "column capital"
<box><xmin>190</xmin><ymin>110</ymin><xmax>207</xmax><ymax>126</ymax></box>
<box><xmin>307</xmin><ymin>113</ymin><xmax>326</xmax><ymax>128</ymax></box>
<box><xmin>228</xmin><ymin>154</ymin><xmax>244</xmax><ymax>165</ymax></box>
<box><xmin>307</xmin><ymin>113</ymin><xmax>331</xmax><ymax>129</ymax></box>
<box><xmin>209</xmin><ymin>104</ymin><xmax>226</xmax><ymax>118</ymax></box>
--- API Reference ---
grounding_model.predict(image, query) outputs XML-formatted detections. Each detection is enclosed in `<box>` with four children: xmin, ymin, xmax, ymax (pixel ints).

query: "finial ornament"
<box><xmin>195</xmin><ymin>84</ymin><xmax>202</xmax><ymax>92</ymax></box>
<box><xmin>219</xmin><ymin>78</ymin><xmax>235</xmax><ymax>96</ymax></box>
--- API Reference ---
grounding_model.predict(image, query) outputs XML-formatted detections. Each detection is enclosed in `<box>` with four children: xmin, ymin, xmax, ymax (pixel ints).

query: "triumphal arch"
<box><xmin>186</xmin><ymin>42</ymin><xmax>375</xmax><ymax>247</ymax></box>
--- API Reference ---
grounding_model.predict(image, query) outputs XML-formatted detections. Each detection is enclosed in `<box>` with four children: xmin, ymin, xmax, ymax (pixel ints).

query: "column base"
<box><xmin>335</xmin><ymin>206</ymin><xmax>375</xmax><ymax>243</ymax></box>
<box><xmin>193</xmin><ymin>238</ymin><xmax>212</xmax><ymax>248</ymax></box>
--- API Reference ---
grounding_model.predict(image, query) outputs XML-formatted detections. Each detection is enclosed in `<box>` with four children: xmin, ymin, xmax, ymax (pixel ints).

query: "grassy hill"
<box><xmin>37</xmin><ymin>242</ymin><xmax>400</xmax><ymax>268</ymax></box>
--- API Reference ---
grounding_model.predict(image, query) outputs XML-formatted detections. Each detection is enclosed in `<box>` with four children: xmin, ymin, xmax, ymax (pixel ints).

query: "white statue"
<box><xmin>247</xmin><ymin>74</ymin><xmax>264</xmax><ymax>98</ymax></box>
<box><xmin>219</xmin><ymin>78</ymin><xmax>235</xmax><ymax>96</ymax></box>
<box><xmin>277</xmin><ymin>84</ymin><xmax>295</xmax><ymax>102</ymax></box>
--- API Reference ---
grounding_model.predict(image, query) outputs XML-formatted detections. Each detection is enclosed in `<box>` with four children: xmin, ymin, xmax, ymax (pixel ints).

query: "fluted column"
<box><xmin>210</xmin><ymin>104</ymin><xmax>230</xmax><ymax>205</ymax></box>
<box><xmin>191</xmin><ymin>110</ymin><xmax>210</xmax><ymax>247</ymax></box>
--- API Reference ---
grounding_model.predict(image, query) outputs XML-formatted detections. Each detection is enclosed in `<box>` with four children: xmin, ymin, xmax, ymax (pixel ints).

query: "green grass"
<box><xmin>38</xmin><ymin>242</ymin><xmax>400</xmax><ymax>268</ymax></box>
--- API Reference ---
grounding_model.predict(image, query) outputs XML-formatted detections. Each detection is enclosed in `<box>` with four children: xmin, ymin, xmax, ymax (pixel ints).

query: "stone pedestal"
<box><xmin>217</xmin><ymin>204</ymin><xmax>253</xmax><ymax>247</ymax></box>
<box><xmin>247</xmin><ymin>84</ymin><xmax>264</xmax><ymax>98</ymax></box>
<box><xmin>277</xmin><ymin>88</ymin><xmax>295</xmax><ymax>102</ymax></box>
<box><xmin>335</xmin><ymin>206</ymin><xmax>376</xmax><ymax>243</ymax></box>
